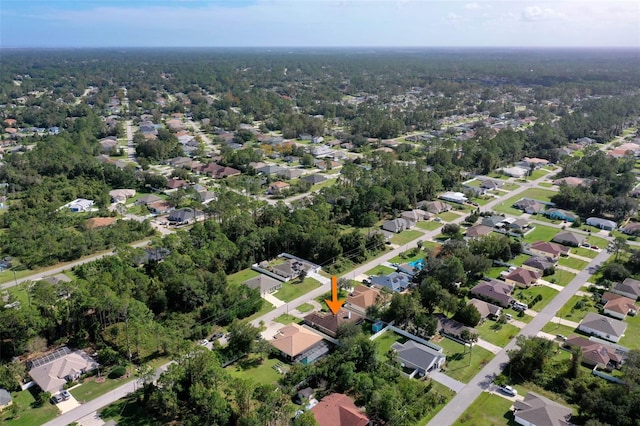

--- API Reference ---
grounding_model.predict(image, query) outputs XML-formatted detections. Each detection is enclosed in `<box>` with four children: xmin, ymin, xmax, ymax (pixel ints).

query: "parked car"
<box><xmin>498</xmin><ymin>385</ymin><xmax>518</xmax><ymax>397</ymax></box>
<box><xmin>199</xmin><ymin>339</ymin><xmax>209</xmax><ymax>346</ymax></box>
<box><xmin>210</xmin><ymin>332</ymin><xmax>224</xmax><ymax>341</ymax></box>
<box><xmin>51</xmin><ymin>394</ymin><xmax>64</xmax><ymax>404</ymax></box>
<box><xmin>60</xmin><ymin>390</ymin><xmax>71</xmax><ymax>400</ymax></box>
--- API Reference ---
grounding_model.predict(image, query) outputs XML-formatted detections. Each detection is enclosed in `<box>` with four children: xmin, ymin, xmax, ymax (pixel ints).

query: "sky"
<box><xmin>1</xmin><ymin>0</ymin><xmax>639</xmax><ymax>48</ymax></box>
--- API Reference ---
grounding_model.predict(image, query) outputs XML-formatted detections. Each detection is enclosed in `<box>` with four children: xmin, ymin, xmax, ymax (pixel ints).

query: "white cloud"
<box><xmin>465</xmin><ymin>2</ymin><xmax>481</xmax><ymax>10</ymax></box>
<box><xmin>521</xmin><ymin>6</ymin><xmax>565</xmax><ymax>21</ymax></box>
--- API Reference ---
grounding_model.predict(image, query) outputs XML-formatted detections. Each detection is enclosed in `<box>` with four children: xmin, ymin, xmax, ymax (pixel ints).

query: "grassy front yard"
<box><xmin>227</xmin><ymin>268</ymin><xmax>260</xmax><ymax>287</ymax></box>
<box><xmin>438</xmin><ymin>211</ymin><xmax>462</xmax><ymax>222</ymax></box>
<box><xmin>514</xmin><ymin>285</ymin><xmax>559</xmax><ymax>311</ymax></box>
<box><xmin>558</xmin><ymin>256</ymin><xmax>589</xmax><ymax>271</ymax></box>
<box><xmin>618</xmin><ymin>310</ymin><xmax>640</xmax><ymax>350</ymax></box>
<box><xmin>243</xmin><ymin>300</ymin><xmax>276</xmax><ymax>322</ymax></box>
<box><xmin>435</xmin><ymin>336</ymin><xmax>494</xmax><ymax>383</ymax></box>
<box><xmin>585</xmin><ymin>235</ymin><xmax>609</xmax><ymax>249</ymax></box>
<box><xmin>510</xmin><ymin>254</ymin><xmax>530</xmax><ymax>266</ymax></box>
<box><xmin>366</xmin><ymin>265</ymin><xmax>396</xmax><ymax>276</ymax></box>
<box><xmin>274</xmin><ymin>314</ymin><xmax>300</xmax><ymax>325</ymax></box>
<box><xmin>571</xmin><ymin>247</ymin><xmax>598</xmax><ymax>259</ymax></box>
<box><xmin>475</xmin><ymin>321</ymin><xmax>521</xmax><ymax>347</ymax></box>
<box><xmin>556</xmin><ymin>295</ymin><xmax>598</xmax><ymax>322</ymax></box>
<box><xmin>226</xmin><ymin>354</ymin><xmax>283</xmax><ymax>385</ymax></box>
<box><xmin>545</xmin><ymin>269</ymin><xmax>576</xmax><ymax>286</ymax></box>
<box><xmin>390</xmin><ymin>229</ymin><xmax>424</xmax><ymax>245</ymax></box>
<box><xmin>523</xmin><ymin>224</ymin><xmax>560</xmax><ymax>243</ymax></box>
<box><xmin>273</xmin><ymin>278</ymin><xmax>322</xmax><ymax>303</ymax></box>
<box><xmin>453</xmin><ymin>391</ymin><xmax>516</xmax><ymax>426</ymax></box>
<box><xmin>416</xmin><ymin>221</ymin><xmax>443</xmax><ymax>231</ymax></box>
<box><xmin>70</xmin><ymin>373</ymin><xmax>135</xmax><ymax>403</ymax></box>
<box><xmin>0</xmin><ymin>389</ymin><xmax>58</xmax><ymax>426</ymax></box>
<box><xmin>542</xmin><ymin>321</ymin><xmax>576</xmax><ymax>338</ymax></box>
<box><xmin>295</xmin><ymin>302</ymin><xmax>314</xmax><ymax>313</ymax></box>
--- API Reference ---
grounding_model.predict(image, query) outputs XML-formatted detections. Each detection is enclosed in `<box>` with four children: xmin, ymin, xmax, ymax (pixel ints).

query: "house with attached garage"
<box><xmin>612</xmin><ymin>277</ymin><xmax>640</xmax><ymax>300</ymax></box>
<box><xmin>586</xmin><ymin>217</ymin><xmax>617</xmax><ymax>231</ymax></box>
<box><xmin>243</xmin><ymin>274</ymin><xmax>282</xmax><ymax>295</ymax></box>
<box><xmin>468</xmin><ymin>298</ymin><xmax>502</xmax><ymax>320</ymax></box>
<box><xmin>304</xmin><ymin>308</ymin><xmax>364</xmax><ymax>338</ymax></box>
<box><xmin>470</xmin><ymin>279</ymin><xmax>515</xmax><ymax>308</ymax></box>
<box><xmin>382</xmin><ymin>218</ymin><xmax>414</xmax><ymax>233</ymax></box>
<box><xmin>67</xmin><ymin>198</ymin><xmax>95</xmax><ymax>212</ymax></box>
<box><xmin>347</xmin><ymin>285</ymin><xmax>382</xmax><ymax>314</ymax></box>
<box><xmin>544</xmin><ymin>208</ymin><xmax>578</xmax><ymax>222</ymax></box>
<box><xmin>28</xmin><ymin>347</ymin><xmax>99</xmax><ymax>393</ymax></box>
<box><xmin>418</xmin><ymin>200</ymin><xmax>451</xmax><ymax>215</ymax></box>
<box><xmin>564</xmin><ymin>335</ymin><xmax>623</xmax><ymax>370</ymax></box>
<box><xmin>504</xmin><ymin>267</ymin><xmax>541</xmax><ymax>288</ymax></box>
<box><xmin>513</xmin><ymin>198</ymin><xmax>545</xmax><ymax>214</ymax></box>
<box><xmin>600</xmin><ymin>291</ymin><xmax>638</xmax><ymax>320</ymax></box>
<box><xmin>620</xmin><ymin>222</ymin><xmax>640</xmax><ymax>236</ymax></box>
<box><xmin>577</xmin><ymin>313</ymin><xmax>627</xmax><ymax>343</ymax></box>
<box><xmin>391</xmin><ymin>340</ymin><xmax>446</xmax><ymax>376</ymax></box>
<box><xmin>269</xmin><ymin>323</ymin><xmax>329</xmax><ymax>364</ymax></box>
<box><xmin>310</xmin><ymin>393</ymin><xmax>369</xmax><ymax>426</ymax></box>
<box><xmin>439</xmin><ymin>191</ymin><xmax>467</xmax><ymax>204</ymax></box>
<box><xmin>370</xmin><ymin>272</ymin><xmax>412</xmax><ymax>293</ymax></box>
<box><xmin>168</xmin><ymin>208</ymin><xmax>196</xmax><ymax>224</ymax></box>
<box><xmin>528</xmin><ymin>241</ymin><xmax>568</xmax><ymax>259</ymax></box>
<box><xmin>552</xmin><ymin>231</ymin><xmax>585</xmax><ymax>247</ymax></box>
<box><xmin>522</xmin><ymin>256</ymin><xmax>556</xmax><ymax>275</ymax></box>
<box><xmin>513</xmin><ymin>392</ymin><xmax>573</xmax><ymax>426</ymax></box>
<box><xmin>465</xmin><ymin>224</ymin><xmax>494</xmax><ymax>239</ymax></box>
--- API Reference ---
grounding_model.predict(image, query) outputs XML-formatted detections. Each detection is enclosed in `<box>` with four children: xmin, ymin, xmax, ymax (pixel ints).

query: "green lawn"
<box><xmin>542</xmin><ymin>321</ymin><xmax>577</xmax><ymax>338</ymax></box>
<box><xmin>494</xmin><ymin>188</ymin><xmax>558</xmax><ymax>216</ymax></box>
<box><xmin>273</xmin><ymin>278</ymin><xmax>321</xmax><ymax>303</ymax></box>
<box><xmin>416</xmin><ymin>221</ymin><xmax>443</xmax><ymax>231</ymax></box>
<box><xmin>528</xmin><ymin>169</ymin><xmax>550</xmax><ymax>180</ymax></box>
<box><xmin>390</xmin><ymin>230</ymin><xmax>424</xmax><ymax>245</ymax></box>
<box><xmin>70</xmin><ymin>374</ymin><xmax>135</xmax><ymax>403</ymax></box>
<box><xmin>0</xmin><ymin>389</ymin><xmax>58</xmax><ymax>426</ymax></box>
<box><xmin>510</xmin><ymin>254</ymin><xmax>530</xmax><ymax>267</ymax></box>
<box><xmin>475</xmin><ymin>321</ymin><xmax>521</xmax><ymax>347</ymax></box>
<box><xmin>514</xmin><ymin>285</ymin><xmax>559</xmax><ymax>311</ymax></box>
<box><xmin>295</xmin><ymin>302</ymin><xmax>314</xmax><ymax>313</ymax></box>
<box><xmin>556</xmin><ymin>295</ymin><xmax>599</xmax><ymax>322</ymax></box>
<box><xmin>373</xmin><ymin>331</ymin><xmax>406</xmax><ymax>361</ymax></box>
<box><xmin>227</xmin><ymin>268</ymin><xmax>260</xmax><ymax>287</ymax></box>
<box><xmin>486</xmin><ymin>266</ymin><xmax>506</xmax><ymax>279</ymax></box>
<box><xmin>558</xmin><ymin>256</ymin><xmax>589</xmax><ymax>271</ymax></box>
<box><xmin>523</xmin><ymin>225</ymin><xmax>560</xmax><ymax>243</ymax></box>
<box><xmin>438</xmin><ymin>212</ymin><xmax>462</xmax><ymax>222</ymax></box>
<box><xmin>539</xmin><ymin>182</ymin><xmax>554</xmax><ymax>188</ymax></box>
<box><xmin>388</xmin><ymin>249</ymin><xmax>423</xmax><ymax>264</ymax></box>
<box><xmin>465</xmin><ymin>179</ymin><xmax>481</xmax><ymax>187</ymax></box>
<box><xmin>226</xmin><ymin>354</ymin><xmax>283</xmax><ymax>385</ymax></box>
<box><xmin>585</xmin><ymin>235</ymin><xmax>609</xmax><ymax>249</ymax></box>
<box><xmin>572</xmin><ymin>247</ymin><xmax>598</xmax><ymax>259</ymax></box>
<box><xmin>436</xmin><ymin>337</ymin><xmax>494</xmax><ymax>383</ymax></box>
<box><xmin>274</xmin><ymin>314</ymin><xmax>300</xmax><ymax>325</ymax></box>
<box><xmin>545</xmin><ymin>269</ymin><xmax>576</xmax><ymax>286</ymax></box>
<box><xmin>453</xmin><ymin>391</ymin><xmax>517</xmax><ymax>426</ymax></box>
<box><xmin>243</xmin><ymin>300</ymin><xmax>276</xmax><ymax>322</ymax></box>
<box><xmin>502</xmin><ymin>182</ymin><xmax>520</xmax><ymax>191</ymax></box>
<box><xmin>366</xmin><ymin>265</ymin><xmax>396</xmax><ymax>276</ymax></box>
<box><xmin>470</xmin><ymin>196</ymin><xmax>493</xmax><ymax>206</ymax></box>
<box><xmin>493</xmin><ymin>201</ymin><xmax>524</xmax><ymax>217</ymax></box>
<box><xmin>619</xmin><ymin>310</ymin><xmax>640</xmax><ymax>350</ymax></box>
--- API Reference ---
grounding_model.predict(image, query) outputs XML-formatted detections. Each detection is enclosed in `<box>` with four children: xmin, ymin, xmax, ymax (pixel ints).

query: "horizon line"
<box><xmin>2</xmin><ymin>45</ymin><xmax>639</xmax><ymax>50</ymax></box>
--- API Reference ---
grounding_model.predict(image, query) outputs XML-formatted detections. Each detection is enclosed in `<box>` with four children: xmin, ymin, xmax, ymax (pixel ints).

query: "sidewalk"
<box><xmin>429</xmin><ymin>370</ymin><xmax>466</xmax><ymax>393</ymax></box>
<box><xmin>551</xmin><ymin>316</ymin><xmax>580</xmax><ymax>329</ymax></box>
<box><xmin>475</xmin><ymin>338</ymin><xmax>502</xmax><ymax>355</ymax></box>
<box><xmin>263</xmin><ymin>293</ymin><xmax>285</xmax><ymax>308</ymax></box>
<box><xmin>538</xmin><ymin>279</ymin><xmax>564</xmax><ymax>292</ymax></box>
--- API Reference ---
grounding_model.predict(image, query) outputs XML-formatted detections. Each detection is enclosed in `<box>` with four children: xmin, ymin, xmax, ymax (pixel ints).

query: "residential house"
<box><xmin>347</xmin><ymin>285</ymin><xmax>381</xmax><ymax>314</ymax></box>
<box><xmin>505</xmin><ymin>268</ymin><xmax>541</xmax><ymax>288</ymax></box>
<box><xmin>277</xmin><ymin>168</ymin><xmax>304</xmax><ymax>180</ymax></box>
<box><xmin>269</xmin><ymin>323</ymin><xmax>328</xmax><ymax>364</ymax></box>
<box><xmin>435</xmin><ymin>314</ymin><xmax>477</xmax><ymax>339</ymax></box>
<box><xmin>28</xmin><ymin>348</ymin><xmax>99</xmax><ymax>392</ymax></box>
<box><xmin>99</xmin><ymin>136</ymin><xmax>118</xmax><ymax>153</ymax></box>
<box><xmin>269</xmin><ymin>181</ymin><xmax>290</xmax><ymax>195</ymax></box>
<box><xmin>502</xmin><ymin>166</ymin><xmax>529</xmax><ymax>178</ymax></box>
<box><xmin>302</xmin><ymin>174</ymin><xmax>327</xmax><ymax>185</ymax></box>
<box><xmin>513</xmin><ymin>198</ymin><xmax>545</xmax><ymax>214</ymax></box>
<box><xmin>612</xmin><ymin>278</ymin><xmax>640</xmax><ymax>300</ymax></box>
<box><xmin>468</xmin><ymin>298</ymin><xmax>502</xmax><ymax>320</ymax></box>
<box><xmin>522</xmin><ymin>257</ymin><xmax>556</xmax><ymax>275</ymax></box>
<box><xmin>440</xmin><ymin>191</ymin><xmax>467</xmax><ymax>204</ymax></box>
<box><xmin>295</xmin><ymin>387</ymin><xmax>317</xmax><ymax>408</ymax></box>
<box><xmin>620</xmin><ymin>222</ymin><xmax>640</xmax><ymax>236</ymax></box>
<box><xmin>257</xmin><ymin>164</ymin><xmax>283</xmax><ymax>175</ymax></box>
<box><xmin>564</xmin><ymin>335</ymin><xmax>623</xmax><ymax>369</ymax></box>
<box><xmin>243</xmin><ymin>274</ymin><xmax>282</xmax><ymax>295</ymax></box>
<box><xmin>419</xmin><ymin>200</ymin><xmax>451</xmax><ymax>215</ymax></box>
<box><xmin>513</xmin><ymin>392</ymin><xmax>573</xmax><ymax>426</ymax></box>
<box><xmin>147</xmin><ymin>200</ymin><xmax>173</xmax><ymax>215</ymax></box>
<box><xmin>166</xmin><ymin>178</ymin><xmax>189</xmax><ymax>190</ymax></box>
<box><xmin>577</xmin><ymin>313</ymin><xmax>627</xmax><ymax>343</ymax></box>
<box><xmin>529</xmin><ymin>241</ymin><xmax>569</xmax><ymax>259</ymax></box>
<box><xmin>382</xmin><ymin>218</ymin><xmax>413</xmax><ymax>233</ymax></box>
<box><xmin>197</xmin><ymin>190</ymin><xmax>216</xmax><ymax>204</ymax></box>
<box><xmin>109</xmin><ymin>189</ymin><xmax>136</xmax><ymax>203</ymax></box>
<box><xmin>311</xmin><ymin>393</ymin><xmax>369</xmax><ymax>426</ymax></box>
<box><xmin>67</xmin><ymin>198</ymin><xmax>94</xmax><ymax>212</ymax></box>
<box><xmin>482</xmin><ymin>215</ymin><xmax>506</xmax><ymax>228</ymax></box>
<box><xmin>304</xmin><ymin>308</ymin><xmax>364</xmax><ymax>338</ymax></box>
<box><xmin>200</xmin><ymin>163</ymin><xmax>241</xmax><ymax>179</ymax></box>
<box><xmin>0</xmin><ymin>389</ymin><xmax>12</xmax><ymax>411</ymax></box>
<box><xmin>310</xmin><ymin>145</ymin><xmax>333</xmax><ymax>157</ymax></box>
<box><xmin>465</xmin><ymin>224</ymin><xmax>494</xmax><ymax>239</ymax></box>
<box><xmin>601</xmin><ymin>292</ymin><xmax>638</xmax><ymax>320</ymax></box>
<box><xmin>470</xmin><ymin>279</ymin><xmax>514</xmax><ymax>307</ymax></box>
<box><xmin>586</xmin><ymin>217</ymin><xmax>617</xmax><ymax>231</ymax></box>
<box><xmin>370</xmin><ymin>272</ymin><xmax>412</xmax><ymax>293</ymax></box>
<box><xmin>520</xmin><ymin>157</ymin><xmax>549</xmax><ymax>169</ymax></box>
<box><xmin>139</xmin><ymin>247</ymin><xmax>171</xmax><ymax>264</ymax></box>
<box><xmin>391</xmin><ymin>340</ymin><xmax>446</xmax><ymax>375</ymax></box>
<box><xmin>552</xmin><ymin>231</ymin><xmax>585</xmax><ymax>247</ymax></box>
<box><xmin>401</xmin><ymin>209</ymin><xmax>431</xmax><ymax>223</ymax></box>
<box><xmin>480</xmin><ymin>179</ymin><xmax>503</xmax><ymax>190</ymax></box>
<box><xmin>272</xmin><ymin>259</ymin><xmax>311</xmax><ymax>281</ymax></box>
<box><xmin>544</xmin><ymin>208</ymin><xmax>578</xmax><ymax>222</ymax></box>
<box><xmin>168</xmin><ymin>208</ymin><xmax>196</xmax><ymax>224</ymax></box>
<box><xmin>136</xmin><ymin>194</ymin><xmax>163</xmax><ymax>206</ymax></box>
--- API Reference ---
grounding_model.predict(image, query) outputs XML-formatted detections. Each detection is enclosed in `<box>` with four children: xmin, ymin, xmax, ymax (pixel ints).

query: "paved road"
<box><xmin>125</xmin><ymin>119</ymin><xmax>136</xmax><ymax>161</ymax></box>
<box><xmin>427</xmin><ymin>248</ymin><xmax>612</xmax><ymax>426</ymax></box>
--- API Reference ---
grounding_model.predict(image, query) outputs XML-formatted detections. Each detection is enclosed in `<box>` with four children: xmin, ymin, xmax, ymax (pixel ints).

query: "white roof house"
<box><xmin>586</xmin><ymin>217</ymin><xmax>617</xmax><ymax>231</ymax></box>
<box><xmin>439</xmin><ymin>191</ymin><xmax>467</xmax><ymax>204</ymax></box>
<box><xmin>502</xmin><ymin>166</ymin><xmax>529</xmax><ymax>178</ymax></box>
<box><xmin>67</xmin><ymin>198</ymin><xmax>95</xmax><ymax>212</ymax></box>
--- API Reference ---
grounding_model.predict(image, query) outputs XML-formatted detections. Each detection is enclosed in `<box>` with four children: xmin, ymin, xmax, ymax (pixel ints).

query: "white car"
<box><xmin>199</xmin><ymin>339</ymin><xmax>209</xmax><ymax>346</ymax></box>
<box><xmin>498</xmin><ymin>385</ymin><xmax>518</xmax><ymax>397</ymax></box>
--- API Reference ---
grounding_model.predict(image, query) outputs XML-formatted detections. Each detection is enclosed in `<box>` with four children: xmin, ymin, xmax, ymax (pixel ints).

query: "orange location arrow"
<box><xmin>325</xmin><ymin>276</ymin><xmax>344</xmax><ymax>315</ymax></box>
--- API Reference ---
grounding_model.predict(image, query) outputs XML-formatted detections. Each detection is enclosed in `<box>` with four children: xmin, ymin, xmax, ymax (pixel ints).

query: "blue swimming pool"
<box><xmin>408</xmin><ymin>259</ymin><xmax>424</xmax><ymax>270</ymax></box>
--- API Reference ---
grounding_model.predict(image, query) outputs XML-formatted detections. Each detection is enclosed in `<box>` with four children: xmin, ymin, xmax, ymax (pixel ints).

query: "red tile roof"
<box><xmin>311</xmin><ymin>393</ymin><xmax>369</xmax><ymax>426</ymax></box>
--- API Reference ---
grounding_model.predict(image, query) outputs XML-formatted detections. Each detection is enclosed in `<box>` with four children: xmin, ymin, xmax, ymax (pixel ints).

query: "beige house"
<box><xmin>28</xmin><ymin>348</ymin><xmax>99</xmax><ymax>392</ymax></box>
<box><xmin>269</xmin><ymin>323</ymin><xmax>328</xmax><ymax>364</ymax></box>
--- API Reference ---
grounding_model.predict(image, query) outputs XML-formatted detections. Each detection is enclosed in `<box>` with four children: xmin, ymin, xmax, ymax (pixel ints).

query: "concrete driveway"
<box><xmin>57</xmin><ymin>394</ymin><xmax>81</xmax><ymax>413</ymax></box>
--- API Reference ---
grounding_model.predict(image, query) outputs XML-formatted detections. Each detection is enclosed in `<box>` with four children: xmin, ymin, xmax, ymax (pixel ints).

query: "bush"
<box><xmin>108</xmin><ymin>366</ymin><xmax>127</xmax><ymax>379</ymax></box>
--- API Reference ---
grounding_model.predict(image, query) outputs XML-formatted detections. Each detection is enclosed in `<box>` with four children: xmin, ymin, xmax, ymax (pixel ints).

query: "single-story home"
<box><xmin>401</xmin><ymin>209</ymin><xmax>431</xmax><ymax>223</ymax></box>
<box><xmin>302</xmin><ymin>174</ymin><xmax>327</xmax><ymax>185</ymax></box>
<box><xmin>166</xmin><ymin>178</ymin><xmax>189</xmax><ymax>190</ymax></box>
<box><xmin>504</xmin><ymin>267</ymin><xmax>541</xmax><ymax>288</ymax></box>
<box><xmin>243</xmin><ymin>274</ymin><xmax>282</xmax><ymax>295</ymax></box>
<box><xmin>439</xmin><ymin>191</ymin><xmax>467</xmax><ymax>204</ymax></box>
<box><xmin>522</xmin><ymin>256</ymin><xmax>556</xmax><ymax>275</ymax></box>
<box><xmin>435</xmin><ymin>313</ymin><xmax>477</xmax><ymax>339</ymax></box>
<box><xmin>419</xmin><ymin>200</ymin><xmax>451</xmax><ymax>215</ymax></box>
<box><xmin>67</xmin><ymin>198</ymin><xmax>95</xmax><ymax>212</ymax></box>
<box><xmin>370</xmin><ymin>272</ymin><xmax>412</xmax><ymax>293</ymax></box>
<box><xmin>168</xmin><ymin>208</ymin><xmax>196</xmax><ymax>224</ymax></box>
<box><xmin>513</xmin><ymin>198</ymin><xmax>545</xmax><ymax>214</ymax></box>
<box><xmin>109</xmin><ymin>189</ymin><xmax>136</xmax><ymax>203</ymax></box>
<box><xmin>470</xmin><ymin>279</ymin><xmax>514</xmax><ymax>308</ymax></box>
<box><xmin>277</xmin><ymin>168</ymin><xmax>304</xmax><ymax>180</ymax></box>
<box><xmin>311</xmin><ymin>393</ymin><xmax>369</xmax><ymax>426</ymax></box>
<box><xmin>269</xmin><ymin>181</ymin><xmax>290</xmax><ymax>194</ymax></box>
<box><xmin>502</xmin><ymin>166</ymin><xmax>529</xmax><ymax>178</ymax></box>
<box><xmin>28</xmin><ymin>347</ymin><xmax>99</xmax><ymax>393</ymax></box>
<box><xmin>269</xmin><ymin>323</ymin><xmax>328</xmax><ymax>364</ymax></box>
<box><xmin>505</xmin><ymin>217</ymin><xmax>529</xmax><ymax>231</ymax></box>
<box><xmin>148</xmin><ymin>200</ymin><xmax>173</xmax><ymax>215</ymax></box>
<box><xmin>465</xmin><ymin>224</ymin><xmax>494</xmax><ymax>239</ymax></box>
<box><xmin>552</xmin><ymin>231</ymin><xmax>585</xmax><ymax>247</ymax></box>
<box><xmin>382</xmin><ymin>218</ymin><xmax>413</xmax><ymax>233</ymax></box>
<box><xmin>480</xmin><ymin>179</ymin><xmax>503</xmax><ymax>190</ymax></box>
<box><xmin>0</xmin><ymin>389</ymin><xmax>12</xmax><ymax>411</ymax></box>
<box><xmin>564</xmin><ymin>335</ymin><xmax>623</xmax><ymax>370</ymax></box>
<box><xmin>601</xmin><ymin>291</ymin><xmax>638</xmax><ymax>320</ymax></box>
<box><xmin>347</xmin><ymin>285</ymin><xmax>381</xmax><ymax>313</ymax></box>
<box><xmin>304</xmin><ymin>308</ymin><xmax>364</xmax><ymax>338</ymax></box>
<box><xmin>520</xmin><ymin>157</ymin><xmax>549</xmax><ymax>169</ymax></box>
<box><xmin>468</xmin><ymin>298</ymin><xmax>502</xmax><ymax>320</ymax></box>
<box><xmin>136</xmin><ymin>194</ymin><xmax>163</xmax><ymax>206</ymax></box>
<box><xmin>620</xmin><ymin>222</ymin><xmax>640</xmax><ymax>236</ymax></box>
<box><xmin>586</xmin><ymin>217</ymin><xmax>617</xmax><ymax>231</ymax></box>
<box><xmin>528</xmin><ymin>241</ymin><xmax>569</xmax><ymax>259</ymax></box>
<box><xmin>513</xmin><ymin>392</ymin><xmax>573</xmax><ymax>426</ymax></box>
<box><xmin>577</xmin><ymin>313</ymin><xmax>627</xmax><ymax>343</ymax></box>
<box><xmin>482</xmin><ymin>215</ymin><xmax>506</xmax><ymax>228</ymax></box>
<box><xmin>391</xmin><ymin>340</ymin><xmax>446</xmax><ymax>375</ymax></box>
<box><xmin>612</xmin><ymin>278</ymin><xmax>640</xmax><ymax>300</ymax></box>
<box><xmin>544</xmin><ymin>208</ymin><xmax>577</xmax><ymax>222</ymax></box>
